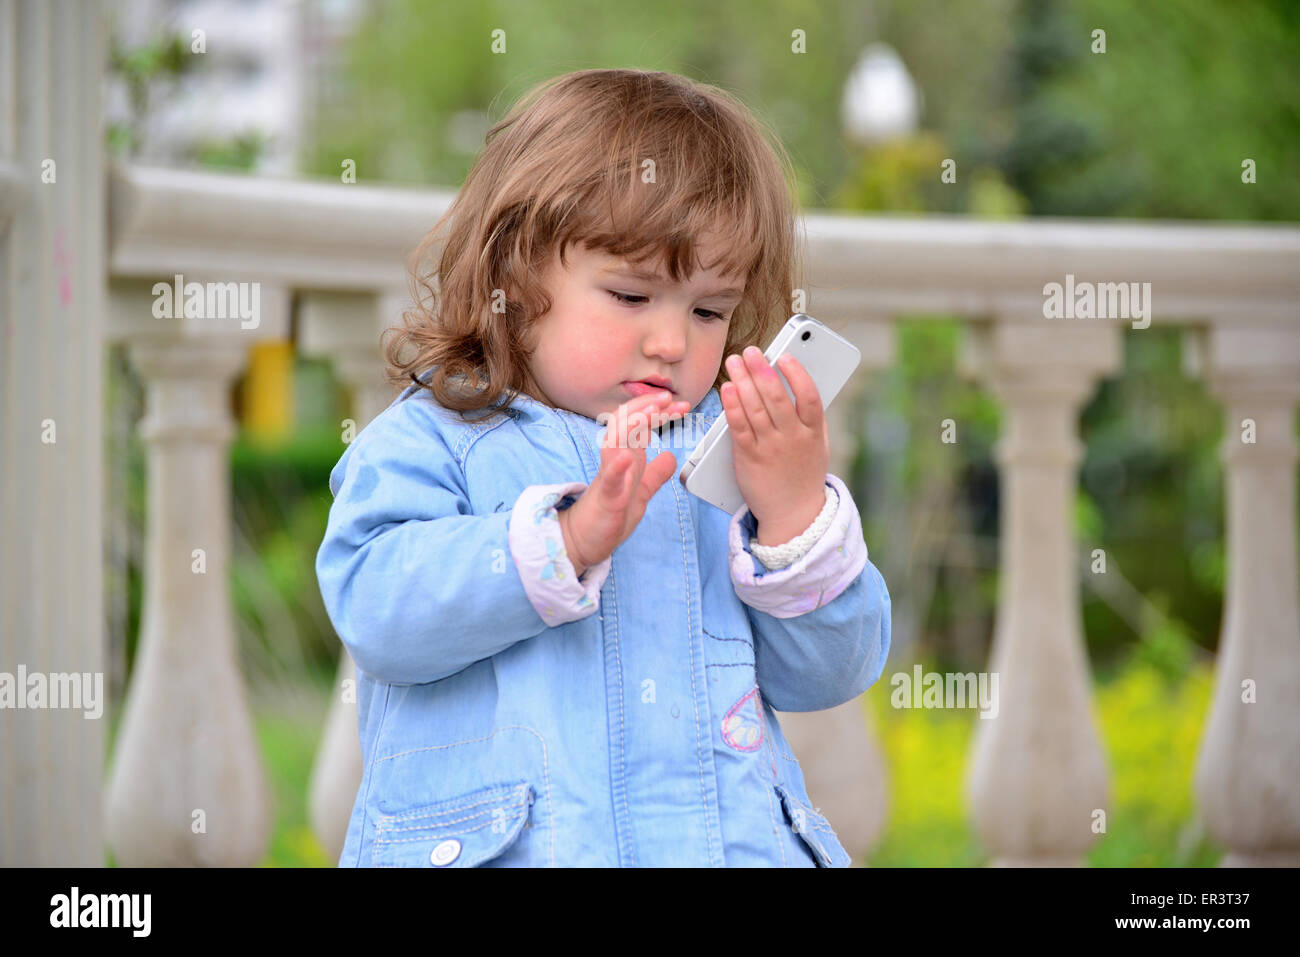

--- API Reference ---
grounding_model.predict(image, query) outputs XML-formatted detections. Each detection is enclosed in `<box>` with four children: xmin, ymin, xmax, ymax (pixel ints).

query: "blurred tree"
<box><xmin>106</xmin><ymin>18</ymin><xmax>267</xmax><ymax>171</ymax></box>
<box><xmin>190</xmin><ymin>131</ymin><xmax>270</xmax><ymax>172</ymax></box>
<box><xmin>1007</xmin><ymin>0</ymin><xmax>1300</xmax><ymax>219</ymax></box>
<box><xmin>834</xmin><ymin>133</ymin><xmax>949</xmax><ymax>212</ymax></box>
<box><xmin>998</xmin><ymin>0</ymin><xmax>1120</xmax><ymax>213</ymax></box>
<box><xmin>106</xmin><ymin>27</ymin><xmax>192</xmax><ymax>160</ymax></box>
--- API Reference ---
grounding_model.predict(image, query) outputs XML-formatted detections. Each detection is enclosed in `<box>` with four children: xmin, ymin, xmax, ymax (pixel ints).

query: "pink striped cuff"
<box><xmin>728</xmin><ymin>474</ymin><xmax>868</xmax><ymax>619</ymax></box>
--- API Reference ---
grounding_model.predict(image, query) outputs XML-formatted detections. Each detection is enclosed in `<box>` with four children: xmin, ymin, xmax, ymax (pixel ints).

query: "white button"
<box><xmin>429</xmin><ymin>838</ymin><xmax>461</xmax><ymax>866</ymax></box>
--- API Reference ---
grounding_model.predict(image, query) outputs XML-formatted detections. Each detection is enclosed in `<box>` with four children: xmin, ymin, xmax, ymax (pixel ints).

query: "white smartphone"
<box><xmin>678</xmin><ymin>314</ymin><xmax>861</xmax><ymax>514</ymax></box>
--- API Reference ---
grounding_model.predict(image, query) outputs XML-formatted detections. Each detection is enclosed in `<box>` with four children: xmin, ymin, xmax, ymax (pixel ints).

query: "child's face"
<box><xmin>525</xmin><ymin>236</ymin><xmax>744</xmax><ymax>422</ymax></box>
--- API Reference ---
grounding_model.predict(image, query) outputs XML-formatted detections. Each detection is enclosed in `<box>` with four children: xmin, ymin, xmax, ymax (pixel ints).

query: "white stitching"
<box><xmin>371</xmin><ymin>726</ymin><xmax>553</xmax><ymax>867</ymax></box>
<box><xmin>671</xmin><ymin>472</ymin><xmax>718</xmax><ymax>866</ymax></box>
<box><xmin>377</xmin><ymin>816</ymin><xmax>494</xmax><ymax>844</ymax></box>
<box><xmin>378</xmin><ymin>786</ymin><xmax>527</xmax><ymax>829</ymax></box>
<box><xmin>571</xmin><ymin>422</ymin><xmax>633</xmax><ymax>867</ymax></box>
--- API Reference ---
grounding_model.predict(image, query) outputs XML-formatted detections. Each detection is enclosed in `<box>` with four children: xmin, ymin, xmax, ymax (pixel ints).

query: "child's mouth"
<box><xmin>623</xmin><ymin>381</ymin><xmax>672</xmax><ymax>398</ymax></box>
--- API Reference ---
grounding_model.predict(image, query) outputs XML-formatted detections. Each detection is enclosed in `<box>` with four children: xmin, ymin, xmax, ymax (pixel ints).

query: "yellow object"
<box><xmin>243</xmin><ymin>340</ymin><xmax>294</xmax><ymax>445</ymax></box>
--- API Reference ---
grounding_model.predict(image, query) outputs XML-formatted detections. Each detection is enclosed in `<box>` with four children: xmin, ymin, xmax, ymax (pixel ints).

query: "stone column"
<box><xmin>773</xmin><ymin>316</ymin><xmax>896</xmax><ymax>865</ymax></box>
<box><xmin>963</xmin><ymin>320</ymin><xmax>1120</xmax><ymax>866</ymax></box>
<box><xmin>102</xmin><ymin>337</ymin><xmax>272</xmax><ymax>866</ymax></box>
<box><xmin>299</xmin><ymin>290</ymin><xmax>400</xmax><ymax>863</ymax></box>
<box><xmin>1190</xmin><ymin>324</ymin><xmax>1300</xmax><ymax>866</ymax></box>
<box><xmin>0</xmin><ymin>0</ymin><xmax>107</xmax><ymax>867</ymax></box>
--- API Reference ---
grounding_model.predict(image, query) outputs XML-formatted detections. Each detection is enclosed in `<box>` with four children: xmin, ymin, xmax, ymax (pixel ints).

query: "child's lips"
<box><xmin>623</xmin><ymin>381</ymin><xmax>672</xmax><ymax>397</ymax></box>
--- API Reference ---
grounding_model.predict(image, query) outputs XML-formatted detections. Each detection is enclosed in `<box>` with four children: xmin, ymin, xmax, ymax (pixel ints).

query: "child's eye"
<box><xmin>607</xmin><ymin>290</ymin><xmax>728</xmax><ymax>322</ymax></box>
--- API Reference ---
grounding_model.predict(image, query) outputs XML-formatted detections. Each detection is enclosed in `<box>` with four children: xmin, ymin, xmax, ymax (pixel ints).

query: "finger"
<box><xmin>624</xmin><ymin>451</ymin><xmax>675</xmax><ymax>535</ymax></box>
<box><xmin>649</xmin><ymin>400</ymin><xmax>691</xmax><ymax>429</ymax></box>
<box><xmin>598</xmin><ymin>451</ymin><xmax>630</xmax><ymax>498</ymax></box>
<box><xmin>746</xmin><ymin>347</ymin><xmax>798</xmax><ymax>432</ymax></box>
<box><xmin>622</xmin><ymin>390</ymin><xmax>674</xmax><ymax>411</ymax></box>
<box><xmin>624</xmin><ymin>445</ymin><xmax>648</xmax><ymax>490</ymax></box>
<box><xmin>604</xmin><ymin>392</ymin><xmax>675</xmax><ymax>449</ymax></box>
<box><xmin>776</xmin><ymin>355</ymin><xmax>824</xmax><ymax>430</ymax></box>
<box><xmin>630</xmin><ymin>400</ymin><xmax>686</xmax><ymax>444</ymax></box>
<box><xmin>639</xmin><ymin>449</ymin><xmax>677</xmax><ymax>495</ymax></box>
<box><xmin>719</xmin><ymin>380</ymin><xmax>752</xmax><ymax>442</ymax></box>
<box><xmin>726</xmin><ymin>349</ymin><xmax>775</xmax><ymax>435</ymax></box>
<box><xmin>607</xmin><ymin>397</ymin><xmax>691</xmax><ymax>452</ymax></box>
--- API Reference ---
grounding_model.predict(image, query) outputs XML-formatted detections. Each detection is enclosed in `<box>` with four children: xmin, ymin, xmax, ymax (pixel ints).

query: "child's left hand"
<box><xmin>721</xmin><ymin>346</ymin><xmax>830</xmax><ymax>546</ymax></box>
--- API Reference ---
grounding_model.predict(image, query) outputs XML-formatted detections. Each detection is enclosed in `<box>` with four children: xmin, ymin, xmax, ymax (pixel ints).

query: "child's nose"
<box><xmin>642</xmin><ymin>320</ymin><xmax>688</xmax><ymax>361</ymax></box>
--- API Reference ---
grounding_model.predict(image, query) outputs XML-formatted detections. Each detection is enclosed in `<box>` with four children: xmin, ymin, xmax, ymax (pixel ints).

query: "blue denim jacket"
<box><xmin>315</xmin><ymin>370</ymin><xmax>891</xmax><ymax>867</ymax></box>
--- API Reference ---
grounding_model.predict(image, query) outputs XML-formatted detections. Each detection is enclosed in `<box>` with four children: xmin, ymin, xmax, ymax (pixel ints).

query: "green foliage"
<box><xmin>230</xmin><ymin>426</ymin><xmax>349</xmax><ymax>687</ymax></box>
<box><xmin>253</xmin><ymin>680</ymin><xmax>336</xmax><ymax>868</ymax></box>
<box><xmin>1074</xmin><ymin>488</ymin><xmax>1104</xmax><ymax>541</ymax></box>
<box><xmin>1021</xmin><ymin>0</ymin><xmax>1300</xmax><ymax>219</ymax></box>
<box><xmin>307</xmin><ymin>0</ymin><xmax>1298</xmax><ymax>215</ymax></box>
<box><xmin>865</xmin><ymin>678</ymin><xmax>985</xmax><ymax>866</ymax></box>
<box><xmin>864</xmin><ymin>656</ymin><xmax>1220</xmax><ymax>866</ymax></box>
<box><xmin>1078</xmin><ymin>328</ymin><xmax>1226</xmax><ymax>666</ymax></box>
<box><xmin>1086</xmin><ymin>657</ymin><xmax>1219</xmax><ymax>867</ymax></box>
<box><xmin>999</xmin><ymin>0</ymin><xmax>1114</xmax><ymax>212</ymax></box>
<box><xmin>1134</xmin><ymin>595</ymin><xmax>1200</xmax><ymax>687</ymax></box>
<box><xmin>106</xmin><ymin>27</ymin><xmax>191</xmax><ymax>160</ymax></box>
<box><xmin>857</xmin><ymin>319</ymin><xmax>1002</xmax><ymax>673</ymax></box>
<box><xmin>190</xmin><ymin>131</ymin><xmax>269</xmax><ymax>172</ymax></box>
<box><xmin>966</xmin><ymin>166</ymin><xmax>1030</xmax><ymax>218</ymax></box>
<box><xmin>834</xmin><ymin>134</ymin><xmax>951</xmax><ymax>212</ymax></box>
<box><xmin>105</xmin><ymin>18</ymin><xmax>270</xmax><ymax>169</ymax></box>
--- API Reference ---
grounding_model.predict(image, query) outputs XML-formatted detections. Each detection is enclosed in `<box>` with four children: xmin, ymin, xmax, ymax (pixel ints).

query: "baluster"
<box><xmin>963</xmin><ymin>319</ymin><xmax>1120</xmax><ymax>866</ymax></box>
<box><xmin>1189</xmin><ymin>324</ymin><xmax>1300</xmax><ymax>866</ymax></box>
<box><xmin>102</xmin><ymin>330</ymin><xmax>271</xmax><ymax>865</ymax></box>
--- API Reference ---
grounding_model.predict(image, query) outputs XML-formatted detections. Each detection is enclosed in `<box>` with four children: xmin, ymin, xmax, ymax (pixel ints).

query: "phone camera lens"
<box><xmin>801</xmin><ymin>330</ymin><xmax>811</xmax><ymax>341</ymax></box>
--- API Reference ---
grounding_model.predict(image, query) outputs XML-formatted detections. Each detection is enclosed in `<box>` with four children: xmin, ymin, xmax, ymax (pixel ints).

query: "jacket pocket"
<box><xmin>372</xmin><ymin>781</ymin><xmax>535</xmax><ymax>867</ymax></box>
<box><xmin>773</xmin><ymin>783</ymin><xmax>851</xmax><ymax>868</ymax></box>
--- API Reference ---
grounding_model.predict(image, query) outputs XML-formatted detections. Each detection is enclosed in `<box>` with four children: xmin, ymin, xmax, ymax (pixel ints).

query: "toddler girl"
<box><xmin>316</xmin><ymin>68</ymin><xmax>891</xmax><ymax>867</ymax></box>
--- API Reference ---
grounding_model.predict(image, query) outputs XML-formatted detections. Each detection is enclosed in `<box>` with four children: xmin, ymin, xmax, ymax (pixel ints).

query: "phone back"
<box><xmin>680</xmin><ymin>315</ymin><xmax>861</xmax><ymax>513</ymax></box>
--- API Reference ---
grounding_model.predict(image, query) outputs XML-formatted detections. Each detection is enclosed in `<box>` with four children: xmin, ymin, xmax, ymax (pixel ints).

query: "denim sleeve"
<box><xmin>315</xmin><ymin>416</ymin><xmax>603</xmax><ymax>686</ymax></box>
<box><xmin>727</xmin><ymin>473</ymin><xmax>892</xmax><ymax>712</ymax></box>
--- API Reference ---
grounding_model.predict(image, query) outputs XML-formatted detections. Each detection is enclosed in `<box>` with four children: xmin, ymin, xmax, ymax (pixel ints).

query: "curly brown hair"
<box><xmin>383</xmin><ymin>67</ymin><xmax>806</xmax><ymax>423</ymax></box>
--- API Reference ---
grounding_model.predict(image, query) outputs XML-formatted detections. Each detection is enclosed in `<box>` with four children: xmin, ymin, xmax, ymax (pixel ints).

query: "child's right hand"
<box><xmin>557</xmin><ymin>391</ymin><xmax>691</xmax><ymax>577</ymax></box>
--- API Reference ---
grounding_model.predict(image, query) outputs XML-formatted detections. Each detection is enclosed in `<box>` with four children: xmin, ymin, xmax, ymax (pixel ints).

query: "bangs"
<box><xmin>558</xmin><ymin>180</ymin><xmax>761</xmax><ymax>287</ymax></box>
